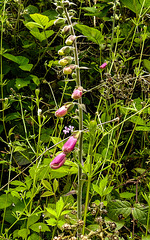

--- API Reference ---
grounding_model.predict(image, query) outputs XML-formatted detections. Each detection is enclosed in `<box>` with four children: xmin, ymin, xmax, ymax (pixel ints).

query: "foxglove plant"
<box><xmin>54</xmin><ymin>0</ymin><xmax>84</xmax><ymax>237</ymax></box>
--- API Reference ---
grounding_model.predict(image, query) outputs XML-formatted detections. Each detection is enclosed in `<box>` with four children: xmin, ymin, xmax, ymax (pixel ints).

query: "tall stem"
<box><xmin>64</xmin><ymin>7</ymin><xmax>83</xmax><ymax>234</ymax></box>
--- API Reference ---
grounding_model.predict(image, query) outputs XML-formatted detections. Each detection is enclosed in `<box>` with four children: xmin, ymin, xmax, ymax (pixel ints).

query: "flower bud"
<box><xmin>54</xmin><ymin>18</ymin><xmax>65</xmax><ymax>26</ymax></box>
<box><xmin>62</xmin><ymin>0</ymin><xmax>70</xmax><ymax>7</ymax></box>
<box><xmin>56</xmin><ymin>6</ymin><xmax>63</xmax><ymax>15</ymax></box>
<box><xmin>50</xmin><ymin>152</ymin><xmax>66</xmax><ymax>169</ymax></box>
<box><xmin>59</xmin><ymin>56</ymin><xmax>73</xmax><ymax>66</ymax></box>
<box><xmin>62</xmin><ymin>135</ymin><xmax>78</xmax><ymax>153</ymax></box>
<box><xmin>71</xmin><ymin>87</ymin><xmax>83</xmax><ymax>100</ymax></box>
<box><xmin>62</xmin><ymin>25</ymin><xmax>71</xmax><ymax>35</ymax></box>
<box><xmin>100</xmin><ymin>62</ymin><xmax>107</xmax><ymax>69</ymax></box>
<box><xmin>58</xmin><ymin>46</ymin><xmax>73</xmax><ymax>56</ymax></box>
<box><xmin>55</xmin><ymin>105</ymin><xmax>68</xmax><ymax>117</ymax></box>
<box><xmin>65</xmin><ymin>35</ymin><xmax>76</xmax><ymax>45</ymax></box>
<box><xmin>63</xmin><ymin>66</ymin><xmax>72</xmax><ymax>75</ymax></box>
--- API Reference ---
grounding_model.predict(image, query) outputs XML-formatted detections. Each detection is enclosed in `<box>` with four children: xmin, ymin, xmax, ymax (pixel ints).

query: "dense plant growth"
<box><xmin>0</xmin><ymin>0</ymin><xmax>150</xmax><ymax>239</ymax></box>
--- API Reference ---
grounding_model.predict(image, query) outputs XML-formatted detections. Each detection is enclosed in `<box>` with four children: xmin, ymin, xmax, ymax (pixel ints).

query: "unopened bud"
<box><xmin>59</xmin><ymin>56</ymin><xmax>73</xmax><ymax>66</ymax></box>
<box><xmin>56</xmin><ymin>6</ymin><xmax>63</xmax><ymax>14</ymax></box>
<box><xmin>58</xmin><ymin>46</ymin><xmax>73</xmax><ymax>56</ymax></box>
<box><xmin>62</xmin><ymin>0</ymin><xmax>70</xmax><ymax>7</ymax></box>
<box><xmin>63</xmin><ymin>66</ymin><xmax>72</xmax><ymax>75</ymax></box>
<box><xmin>54</xmin><ymin>18</ymin><xmax>65</xmax><ymax>26</ymax></box>
<box><xmin>62</xmin><ymin>25</ymin><xmax>71</xmax><ymax>35</ymax></box>
<box><xmin>65</xmin><ymin>35</ymin><xmax>76</xmax><ymax>45</ymax></box>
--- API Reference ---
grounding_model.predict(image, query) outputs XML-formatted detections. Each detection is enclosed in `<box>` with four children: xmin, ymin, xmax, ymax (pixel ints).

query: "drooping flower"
<box><xmin>55</xmin><ymin>105</ymin><xmax>68</xmax><ymax>117</ymax></box>
<box><xmin>50</xmin><ymin>152</ymin><xmax>66</xmax><ymax>169</ymax></box>
<box><xmin>63</xmin><ymin>66</ymin><xmax>73</xmax><ymax>75</ymax></box>
<box><xmin>99</xmin><ymin>62</ymin><xmax>107</xmax><ymax>69</ymax></box>
<box><xmin>71</xmin><ymin>87</ymin><xmax>83</xmax><ymax>100</ymax></box>
<box><xmin>65</xmin><ymin>35</ymin><xmax>76</xmax><ymax>45</ymax></box>
<box><xmin>62</xmin><ymin>135</ymin><xmax>78</xmax><ymax>153</ymax></box>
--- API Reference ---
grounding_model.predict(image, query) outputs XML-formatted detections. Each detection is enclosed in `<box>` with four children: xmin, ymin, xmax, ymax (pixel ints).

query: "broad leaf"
<box><xmin>46</xmin><ymin>207</ymin><xmax>57</xmax><ymax>218</ymax></box>
<box><xmin>75</xmin><ymin>24</ymin><xmax>104</xmax><ymax>45</ymax></box>
<box><xmin>41</xmin><ymin>180</ymin><xmax>53</xmax><ymax>191</ymax></box>
<box><xmin>120</xmin><ymin>0</ymin><xmax>150</xmax><ymax>14</ymax></box>
<box><xmin>132</xmin><ymin>203</ymin><xmax>148</xmax><ymax>225</ymax></box>
<box><xmin>29</xmin><ymin>222</ymin><xmax>50</xmax><ymax>232</ymax></box>
<box><xmin>107</xmin><ymin>200</ymin><xmax>131</xmax><ymax>221</ymax></box>
<box><xmin>46</xmin><ymin>218</ymin><xmax>57</xmax><ymax>226</ymax></box>
<box><xmin>30</xmin><ymin>13</ymin><xmax>49</xmax><ymax>27</ymax></box>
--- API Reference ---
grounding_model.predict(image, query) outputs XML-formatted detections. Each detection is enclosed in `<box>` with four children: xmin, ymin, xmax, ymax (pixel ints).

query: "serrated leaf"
<box><xmin>132</xmin><ymin>203</ymin><xmax>148</xmax><ymax>225</ymax></box>
<box><xmin>29</xmin><ymin>222</ymin><xmax>50</xmax><ymax>232</ymax></box>
<box><xmin>107</xmin><ymin>200</ymin><xmax>131</xmax><ymax>221</ymax></box>
<box><xmin>75</xmin><ymin>24</ymin><xmax>104</xmax><ymax>45</ymax></box>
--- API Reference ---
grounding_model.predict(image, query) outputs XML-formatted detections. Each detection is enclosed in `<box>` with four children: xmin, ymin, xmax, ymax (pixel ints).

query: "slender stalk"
<box><xmin>64</xmin><ymin>7</ymin><xmax>83</xmax><ymax>236</ymax></box>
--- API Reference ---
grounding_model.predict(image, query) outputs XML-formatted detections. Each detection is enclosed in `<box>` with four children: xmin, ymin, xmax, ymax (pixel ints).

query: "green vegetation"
<box><xmin>0</xmin><ymin>0</ymin><xmax>150</xmax><ymax>239</ymax></box>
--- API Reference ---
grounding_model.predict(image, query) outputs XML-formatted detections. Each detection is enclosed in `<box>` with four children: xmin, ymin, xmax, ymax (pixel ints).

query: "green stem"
<box><xmin>64</xmin><ymin>7</ymin><xmax>83</xmax><ymax>237</ymax></box>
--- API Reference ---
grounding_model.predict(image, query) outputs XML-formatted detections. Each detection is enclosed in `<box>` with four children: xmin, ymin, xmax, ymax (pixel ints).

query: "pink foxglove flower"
<box><xmin>62</xmin><ymin>135</ymin><xmax>78</xmax><ymax>153</ymax></box>
<box><xmin>55</xmin><ymin>105</ymin><xmax>68</xmax><ymax>117</ymax></box>
<box><xmin>71</xmin><ymin>87</ymin><xmax>83</xmax><ymax>100</ymax></box>
<box><xmin>50</xmin><ymin>152</ymin><xmax>66</xmax><ymax>169</ymax></box>
<box><xmin>100</xmin><ymin>62</ymin><xmax>107</xmax><ymax>69</ymax></box>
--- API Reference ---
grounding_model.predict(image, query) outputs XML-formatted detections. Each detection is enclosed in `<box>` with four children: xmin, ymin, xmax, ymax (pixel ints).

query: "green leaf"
<box><xmin>107</xmin><ymin>200</ymin><xmax>132</xmax><ymax>221</ymax></box>
<box><xmin>14</xmin><ymin>146</ymin><xmax>26</xmax><ymax>152</ymax></box>
<box><xmin>132</xmin><ymin>203</ymin><xmax>148</xmax><ymax>225</ymax></box>
<box><xmin>30</xmin><ymin>75</ymin><xmax>40</xmax><ymax>86</ymax></box>
<box><xmin>136</xmin><ymin>126</ymin><xmax>150</xmax><ymax>131</ymax></box>
<box><xmin>28</xmin><ymin>214</ymin><xmax>41</xmax><ymax>227</ymax></box>
<box><xmin>41</xmin><ymin>191</ymin><xmax>54</xmax><ymax>197</ymax></box>
<box><xmin>46</xmin><ymin>218</ymin><xmax>57</xmax><ymax>226</ymax></box>
<box><xmin>75</xmin><ymin>24</ymin><xmax>104</xmax><ymax>45</ymax></box>
<box><xmin>46</xmin><ymin>207</ymin><xmax>57</xmax><ymax>218</ymax></box>
<box><xmin>19</xmin><ymin>64</ymin><xmax>33</xmax><ymax>71</ymax></box>
<box><xmin>29</xmin><ymin>222</ymin><xmax>50</xmax><ymax>232</ymax></box>
<box><xmin>18</xmin><ymin>229</ymin><xmax>30</xmax><ymax>239</ymax></box>
<box><xmin>10</xmin><ymin>180</ymin><xmax>26</xmax><ymax>187</ymax></box>
<box><xmin>30</xmin><ymin>13</ymin><xmax>49</xmax><ymax>27</ymax></box>
<box><xmin>28</xmin><ymin>233</ymin><xmax>39</xmax><ymax>240</ymax></box>
<box><xmin>41</xmin><ymin>180</ymin><xmax>53</xmax><ymax>191</ymax></box>
<box><xmin>53</xmin><ymin>179</ymin><xmax>59</xmax><ymax>193</ymax></box>
<box><xmin>30</xmin><ymin>29</ymin><xmax>54</xmax><ymax>41</ymax></box>
<box><xmin>143</xmin><ymin>59</ymin><xmax>150</xmax><ymax>72</ymax></box>
<box><xmin>56</xmin><ymin>197</ymin><xmax>64</xmax><ymax>218</ymax></box>
<box><xmin>120</xmin><ymin>0</ymin><xmax>150</xmax><ymax>14</ymax></box>
<box><xmin>120</xmin><ymin>192</ymin><xmax>136</xmax><ymax>199</ymax></box>
<box><xmin>51</xmin><ymin>137</ymin><xmax>64</xmax><ymax>149</ymax></box>
<box><xmin>130</xmin><ymin>116</ymin><xmax>146</xmax><ymax>125</ymax></box>
<box><xmin>15</xmin><ymin>78</ymin><xmax>30</xmax><ymax>90</ymax></box>
<box><xmin>142</xmin><ymin>235</ymin><xmax>150</xmax><ymax>240</ymax></box>
<box><xmin>0</xmin><ymin>194</ymin><xmax>16</xmax><ymax>209</ymax></box>
<box><xmin>25</xmin><ymin>22</ymin><xmax>43</xmax><ymax>29</ymax></box>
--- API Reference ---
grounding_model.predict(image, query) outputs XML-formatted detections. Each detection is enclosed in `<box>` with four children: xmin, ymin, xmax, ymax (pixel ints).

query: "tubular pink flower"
<box><xmin>55</xmin><ymin>105</ymin><xmax>68</xmax><ymax>117</ymax></box>
<box><xmin>62</xmin><ymin>135</ymin><xmax>78</xmax><ymax>153</ymax></box>
<box><xmin>50</xmin><ymin>152</ymin><xmax>66</xmax><ymax>169</ymax></box>
<box><xmin>100</xmin><ymin>62</ymin><xmax>107</xmax><ymax>69</ymax></box>
<box><xmin>71</xmin><ymin>87</ymin><xmax>83</xmax><ymax>100</ymax></box>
